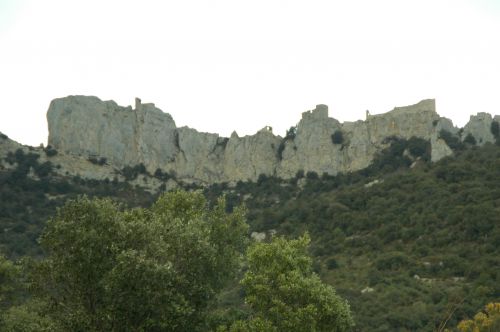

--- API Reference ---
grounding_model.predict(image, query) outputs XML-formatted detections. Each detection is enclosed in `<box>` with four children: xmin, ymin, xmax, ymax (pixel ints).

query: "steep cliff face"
<box><xmin>278</xmin><ymin>100</ymin><xmax>447</xmax><ymax>177</ymax></box>
<box><xmin>365</xmin><ymin>99</ymin><xmax>439</xmax><ymax>142</ymax></box>
<box><xmin>277</xmin><ymin>105</ymin><xmax>344</xmax><ymax>178</ymax></box>
<box><xmin>47</xmin><ymin>96</ymin><xmax>284</xmax><ymax>183</ymax></box>
<box><xmin>170</xmin><ymin>127</ymin><xmax>222</xmax><ymax>182</ymax></box>
<box><xmin>46</xmin><ymin>95</ymin><xmax>498</xmax><ymax>183</ymax></box>
<box><xmin>462</xmin><ymin>113</ymin><xmax>496</xmax><ymax>145</ymax></box>
<box><xmin>47</xmin><ymin>96</ymin><xmax>178</xmax><ymax>170</ymax></box>
<box><xmin>223</xmin><ymin>129</ymin><xmax>282</xmax><ymax>182</ymax></box>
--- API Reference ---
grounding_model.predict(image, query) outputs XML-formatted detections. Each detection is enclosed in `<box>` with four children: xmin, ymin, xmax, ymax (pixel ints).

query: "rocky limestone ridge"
<box><xmin>46</xmin><ymin>96</ymin><xmax>499</xmax><ymax>183</ymax></box>
<box><xmin>0</xmin><ymin>131</ymin><xmax>169</xmax><ymax>193</ymax></box>
<box><xmin>462</xmin><ymin>113</ymin><xmax>500</xmax><ymax>145</ymax></box>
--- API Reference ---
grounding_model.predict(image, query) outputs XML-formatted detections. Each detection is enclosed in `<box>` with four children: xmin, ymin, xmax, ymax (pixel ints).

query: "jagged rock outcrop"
<box><xmin>429</xmin><ymin>116</ymin><xmax>457</xmax><ymax>162</ymax></box>
<box><xmin>364</xmin><ymin>99</ymin><xmax>440</xmax><ymax>142</ymax></box>
<box><xmin>0</xmin><ymin>133</ymin><xmax>119</xmax><ymax>182</ymax></box>
<box><xmin>462</xmin><ymin>113</ymin><xmax>496</xmax><ymax>145</ymax></box>
<box><xmin>46</xmin><ymin>95</ymin><xmax>498</xmax><ymax>183</ymax></box>
<box><xmin>277</xmin><ymin>105</ymin><xmax>344</xmax><ymax>178</ymax></box>
<box><xmin>47</xmin><ymin>96</ymin><xmax>284</xmax><ymax>183</ymax></box>
<box><xmin>278</xmin><ymin>100</ymin><xmax>448</xmax><ymax>177</ymax></box>
<box><xmin>223</xmin><ymin>128</ymin><xmax>282</xmax><ymax>181</ymax></box>
<box><xmin>47</xmin><ymin>96</ymin><xmax>178</xmax><ymax>171</ymax></box>
<box><xmin>430</xmin><ymin>137</ymin><xmax>453</xmax><ymax>162</ymax></box>
<box><xmin>0</xmin><ymin>133</ymin><xmax>24</xmax><ymax>172</ymax></box>
<box><xmin>171</xmin><ymin>127</ymin><xmax>222</xmax><ymax>182</ymax></box>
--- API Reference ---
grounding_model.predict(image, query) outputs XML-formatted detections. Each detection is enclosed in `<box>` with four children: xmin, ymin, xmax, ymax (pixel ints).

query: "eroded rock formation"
<box><xmin>46</xmin><ymin>95</ymin><xmax>498</xmax><ymax>183</ymax></box>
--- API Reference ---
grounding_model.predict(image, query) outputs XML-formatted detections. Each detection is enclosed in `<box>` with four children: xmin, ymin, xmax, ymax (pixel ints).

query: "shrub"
<box><xmin>276</xmin><ymin>127</ymin><xmax>297</xmax><ymax>160</ymax></box>
<box><xmin>122</xmin><ymin>167</ymin><xmax>136</xmax><ymax>181</ymax></box>
<box><xmin>407</xmin><ymin>137</ymin><xmax>430</xmax><ymax>159</ymax></box>
<box><xmin>375</xmin><ymin>252</ymin><xmax>411</xmax><ymax>271</ymax></box>
<box><xmin>154</xmin><ymin>168</ymin><xmax>170</xmax><ymax>181</ymax></box>
<box><xmin>216</xmin><ymin>137</ymin><xmax>229</xmax><ymax>149</ymax></box>
<box><xmin>44</xmin><ymin>146</ymin><xmax>58</xmax><ymax>157</ymax></box>
<box><xmin>367</xmin><ymin>138</ymin><xmax>415</xmax><ymax>175</ymax></box>
<box><xmin>491</xmin><ymin>121</ymin><xmax>499</xmax><ymax>139</ymax></box>
<box><xmin>121</xmin><ymin>163</ymin><xmax>148</xmax><ymax>181</ymax></box>
<box><xmin>257</xmin><ymin>173</ymin><xmax>269</xmax><ymax>185</ymax></box>
<box><xmin>456</xmin><ymin>302</ymin><xmax>500</xmax><ymax>332</ymax></box>
<box><xmin>331</xmin><ymin>130</ymin><xmax>344</xmax><ymax>144</ymax></box>
<box><xmin>439</xmin><ymin>129</ymin><xmax>464</xmax><ymax>151</ymax></box>
<box><xmin>463</xmin><ymin>133</ymin><xmax>477</xmax><ymax>145</ymax></box>
<box><xmin>326</xmin><ymin>257</ymin><xmax>339</xmax><ymax>269</ymax></box>
<box><xmin>285</xmin><ymin>126</ymin><xmax>297</xmax><ymax>140</ymax></box>
<box><xmin>306</xmin><ymin>171</ymin><xmax>319</xmax><ymax>180</ymax></box>
<box><xmin>34</xmin><ymin>162</ymin><xmax>53</xmax><ymax>177</ymax></box>
<box><xmin>88</xmin><ymin>157</ymin><xmax>107</xmax><ymax>166</ymax></box>
<box><xmin>490</xmin><ymin>121</ymin><xmax>500</xmax><ymax>145</ymax></box>
<box><xmin>277</xmin><ymin>141</ymin><xmax>286</xmax><ymax>160</ymax></box>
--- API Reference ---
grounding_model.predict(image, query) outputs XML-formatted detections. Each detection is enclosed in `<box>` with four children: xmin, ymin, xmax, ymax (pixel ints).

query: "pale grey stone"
<box><xmin>44</xmin><ymin>95</ymin><xmax>498</xmax><ymax>184</ymax></box>
<box><xmin>431</xmin><ymin>136</ymin><xmax>453</xmax><ymax>162</ymax></box>
<box><xmin>462</xmin><ymin>112</ymin><xmax>495</xmax><ymax>145</ymax></box>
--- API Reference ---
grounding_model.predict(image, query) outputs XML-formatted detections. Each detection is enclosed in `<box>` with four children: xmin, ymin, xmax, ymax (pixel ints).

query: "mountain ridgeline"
<box><xmin>46</xmin><ymin>95</ymin><xmax>500</xmax><ymax>184</ymax></box>
<box><xmin>1</xmin><ymin>96</ymin><xmax>500</xmax><ymax>330</ymax></box>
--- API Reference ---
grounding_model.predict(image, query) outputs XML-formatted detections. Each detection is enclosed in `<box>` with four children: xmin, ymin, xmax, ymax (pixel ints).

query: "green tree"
<box><xmin>285</xmin><ymin>126</ymin><xmax>297</xmax><ymax>140</ymax></box>
<box><xmin>490</xmin><ymin>121</ymin><xmax>499</xmax><ymax>138</ymax></box>
<box><xmin>463</xmin><ymin>133</ymin><xmax>477</xmax><ymax>145</ymax></box>
<box><xmin>1</xmin><ymin>254</ymin><xmax>53</xmax><ymax>331</ymax></box>
<box><xmin>0</xmin><ymin>254</ymin><xmax>18</xmax><ymax>308</ymax></box>
<box><xmin>455</xmin><ymin>303</ymin><xmax>500</xmax><ymax>332</ymax></box>
<box><xmin>29</xmin><ymin>191</ymin><xmax>248</xmax><ymax>332</ymax></box>
<box><xmin>229</xmin><ymin>234</ymin><xmax>354</xmax><ymax>332</ymax></box>
<box><xmin>1</xmin><ymin>300</ymin><xmax>55</xmax><ymax>332</ymax></box>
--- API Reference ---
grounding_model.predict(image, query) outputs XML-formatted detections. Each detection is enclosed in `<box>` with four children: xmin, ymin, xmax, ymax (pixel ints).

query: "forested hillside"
<box><xmin>1</xmin><ymin>135</ymin><xmax>499</xmax><ymax>330</ymax></box>
<box><xmin>205</xmin><ymin>138</ymin><xmax>500</xmax><ymax>331</ymax></box>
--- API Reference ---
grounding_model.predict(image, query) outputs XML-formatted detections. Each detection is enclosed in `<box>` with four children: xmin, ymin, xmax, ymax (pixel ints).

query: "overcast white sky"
<box><xmin>1</xmin><ymin>0</ymin><xmax>499</xmax><ymax>146</ymax></box>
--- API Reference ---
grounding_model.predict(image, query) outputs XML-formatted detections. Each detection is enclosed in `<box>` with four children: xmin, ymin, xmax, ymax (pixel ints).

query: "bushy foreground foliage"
<box><xmin>0</xmin><ymin>149</ymin><xmax>155</xmax><ymax>258</ymax></box>
<box><xmin>0</xmin><ymin>192</ymin><xmax>353</xmax><ymax>331</ymax></box>
<box><xmin>452</xmin><ymin>302</ymin><xmax>500</xmax><ymax>332</ymax></box>
<box><xmin>225</xmin><ymin>235</ymin><xmax>354</xmax><ymax>332</ymax></box>
<box><xmin>25</xmin><ymin>191</ymin><xmax>247</xmax><ymax>331</ymax></box>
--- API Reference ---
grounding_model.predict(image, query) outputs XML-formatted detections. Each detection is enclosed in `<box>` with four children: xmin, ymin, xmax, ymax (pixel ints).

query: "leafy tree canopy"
<box><xmin>454</xmin><ymin>302</ymin><xmax>500</xmax><ymax>332</ymax></box>
<box><xmin>28</xmin><ymin>191</ymin><xmax>248</xmax><ymax>332</ymax></box>
<box><xmin>227</xmin><ymin>234</ymin><xmax>354</xmax><ymax>332</ymax></box>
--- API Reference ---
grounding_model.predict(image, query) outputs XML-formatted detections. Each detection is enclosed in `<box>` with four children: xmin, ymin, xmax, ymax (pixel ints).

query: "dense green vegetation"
<box><xmin>27</xmin><ymin>192</ymin><xmax>248</xmax><ymax>331</ymax></box>
<box><xmin>454</xmin><ymin>302</ymin><xmax>500</xmax><ymax>332</ymax></box>
<box><xmin>222</xmin><ymin>234</ymin><xmax>354</xmax><ymax>332</ymax></box>
<box><xmin>0</xmin><ymin>192</ymin><xmax>351</xmax><ymax>331</ymax></box>
<box><xmin>0</xmin><ymin>149</ymin><xmax>154</xmax><ymax>258</ymax></box>
<box><xmin>1</xmin><ymin>135</ymin><xmax>499</xmax><ymax>330</ymax></box>
<box><xmin>205</xmin><ymin>138</ymin><xmax>500</xmax><ymax>331</ymax></box>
